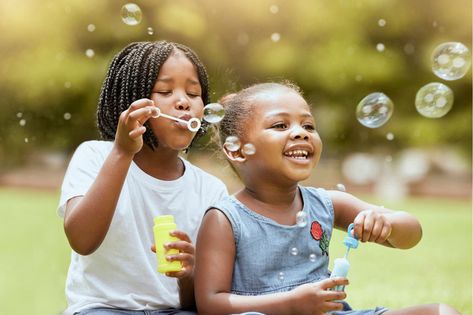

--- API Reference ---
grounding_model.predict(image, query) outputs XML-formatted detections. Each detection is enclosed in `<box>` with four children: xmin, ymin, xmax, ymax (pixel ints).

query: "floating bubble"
<box><xmin>121</xmin><ymin>3</ymin><xmax>142</xmax><ymax>26</ymax></box>
<box><xmin>269</xmin><ymin>4</ymin><xmax>279</xmax><ymax>14</ymax></box>
<box><xmin>64</xmin><ymin>81</ymin><xmax>72</xmax><ymax>89</ymax></box>
<box><xmin>278</xmin><ymin>272</ymin><xmax>285</xmax><ymax>281</ymax></box>
<box><xmin>242</xmin><ymin>143</ymin><xmax>256</xmax><ymax>156</ymax></box>
<box><xmin>386</xmin><ymin>132</ymin><xmax>394</xmax><ymax>141</ymax></box>
<box><xmin>87</xmin><ymin>24</ymin><xmax>96</xmax><ymax>32</ymax></box>
<box><xmin>415</xmin><ymin>82</ymin><xmax>454</xmax><ymax>118</ymax></box>
<box><xmin>404</xmin><ymin>43</ymin><xmax>415</xmax><ymax>55</ymax></box>
<box><xmin>203</xmin><ymin>103</ymin><xmax>225</xmax><ymax>123</ymax></box>
<box><xmin>385</xmin><ymin>155</ymin><xmax>392</xmax><ymax>163</ymax></box>
<box><xmin>335</xmin><ymin>183</ymin><xmax>346</xmax><ymax>192</ymax></box>
<box><xmin>309</xmin><ymin>253</ymin><xmax>317</xmax><ymax>262</ymax></box>
<box><xmin>64</xmin><ymin>112</ymin><xmax>72</xmax><ymax>120</ymax></box>
<box><xmin>16</xmin><ymin>112</ymin><xmax>23</xmax><ymax>118</ymax></box>
<box><xmin>147</xmin><ymin>27</ymin><xmax>154</xmax><ymax>35</ymax></box>
<box><xmin>356</xmin><ymin>92</ymin><xmax>394</xmax><ymax>128</ymax></box>
<box><xmin>376</xmin><ymin>43</ymin><xmax>385</xmax><ymax>52</ymax></box>
<box><xmin>431</xmin><ymin>42</ymin><xmax>471</xmax><ymax>80</ymax></box>
<box><xmin>378</xmin><ymin>19</ymin><xmax>386</xmax><ymax>27</ymax></box>
<box><xmin>224</xmin><ymin>136</ymin><xmax>241</xmax><ymax>152</ymax></box>
<box><xmin>290</xmin><ymin>247</ymin><xmax>298</xmax><ymax>256</ymax></box>
<box><xmin>85</xmin><ymin>49</ymin><xmax>95</xmax><ymax>58</ymax></box>
<box><xmin>295</xmin><ymin>211</ymin><xmax>307</xmax><ymax>227</ymax></box>
<box><xmin>24</xmin><ymin>137</ymin><xmax>29</xmax><ymax>143</ymax></box>
<box><xmin>271</xmin><ymin>33</ymin><xmax>281</xmax><ymax>42</ymax></box>
<box><xmin>19</xmin><ymin>119</ymin><xmax>26</xmax><ymax>126</ymax></box>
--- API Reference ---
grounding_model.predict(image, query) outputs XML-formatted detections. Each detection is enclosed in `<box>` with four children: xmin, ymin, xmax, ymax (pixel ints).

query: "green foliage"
<box><xmin>0</xmin><ymin>0</ymin><xmax>471</xmax><ymax>166</ymax></box>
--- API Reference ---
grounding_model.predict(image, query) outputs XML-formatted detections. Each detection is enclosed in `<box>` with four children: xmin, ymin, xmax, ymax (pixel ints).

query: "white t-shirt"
<box><xmin>58</xmin><ymin>140</ymin><xmax>228</xmax><ymax>315</ymax></box>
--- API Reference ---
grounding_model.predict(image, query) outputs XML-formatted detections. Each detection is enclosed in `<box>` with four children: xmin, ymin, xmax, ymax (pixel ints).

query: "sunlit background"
<box><xmin>0</xmin><ymin>0</ymin><xmax>471</xmax><ymax>314</ymax></box>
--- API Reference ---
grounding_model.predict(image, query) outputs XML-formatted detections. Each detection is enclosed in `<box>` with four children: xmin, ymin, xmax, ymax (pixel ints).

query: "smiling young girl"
<box><xmin>194</xmin><ymin>82</ymin><xmax>460</xmax><ymax>315</ymax></box>
<box><xmin>58</xmin><ymin>41</ymin><xmax>227</xmax><ymax>315</ymax></box>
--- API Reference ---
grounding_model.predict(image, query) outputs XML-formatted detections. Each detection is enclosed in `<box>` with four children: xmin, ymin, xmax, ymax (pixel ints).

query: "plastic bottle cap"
<box><xmin>343</xmin><ymin>223</ymin><xmax>359</xmax><ymax>249</ymax></box>
<box><xmin>154</xmin><ymin>215</ymin><xmax>175</xmax><ymax>225</ymax></box>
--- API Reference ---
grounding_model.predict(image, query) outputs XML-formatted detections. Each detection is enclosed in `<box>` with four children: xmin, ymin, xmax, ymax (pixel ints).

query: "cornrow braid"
<box><xmin>97</xmin><ymin>40</ymin><xmax>210</xmax><ymax>150</ymax></box>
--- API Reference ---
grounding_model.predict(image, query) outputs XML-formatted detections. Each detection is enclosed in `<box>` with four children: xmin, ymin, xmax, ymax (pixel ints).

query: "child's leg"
<box><xmin>383</xmin><ymin>303</ymin><xmax>461</xmax><ymax>315</ymax></box>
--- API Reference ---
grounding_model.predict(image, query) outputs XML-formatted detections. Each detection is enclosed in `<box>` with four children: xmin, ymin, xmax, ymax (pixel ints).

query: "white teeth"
<box><xmin>284</xmin><ymin>150</ymin><xmax>309</xmax><ymax>159</ymax></box>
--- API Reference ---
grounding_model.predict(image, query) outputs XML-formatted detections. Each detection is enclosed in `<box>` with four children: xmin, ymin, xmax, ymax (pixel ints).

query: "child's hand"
<box><xmin>353</xmin><ymin>209</ymin><xmax>392</xmax><ymax>244</ymax></box>
<box><xmin>115</xmin><ymin>98</ymin><xmax>156</xmax><ymax>156</ymax></box>
<box><xmin>289</xmin><ymin>277</ymin><xmax>348</xmax><ymax>314</ymax></box>
<box><xmin>162</xmin><ymin>230</ymin><xmax>195</xmax><ymax>279</ymax></box>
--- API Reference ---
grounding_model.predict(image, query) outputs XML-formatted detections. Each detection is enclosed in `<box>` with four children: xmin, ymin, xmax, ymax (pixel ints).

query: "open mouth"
<box><xmin>283</xmin><ymin>150</ymin><xmax>310</xmax><ymax>160</ymax></box>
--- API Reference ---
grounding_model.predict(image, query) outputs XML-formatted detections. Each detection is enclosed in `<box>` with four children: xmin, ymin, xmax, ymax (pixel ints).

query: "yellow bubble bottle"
<box><xmin>153</xmin><ymin>215</ymin><xmax>182</xmax><ymax>273</ymax></box>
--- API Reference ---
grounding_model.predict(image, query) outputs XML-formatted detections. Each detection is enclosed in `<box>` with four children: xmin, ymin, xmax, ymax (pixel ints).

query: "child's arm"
<box><xmin>194</xmin><ymin>209</ymin><xmax>348</xmax><ymax>315</ymax></box>
<box><xmin>329</xmin><ymin>190</ymin><xmax>422</xmax><ymax>249</ymax></box>
<box><xmin>64</xmin><ymin>99</ymin><xmax>156</xmax><ymax>255</ymax></box>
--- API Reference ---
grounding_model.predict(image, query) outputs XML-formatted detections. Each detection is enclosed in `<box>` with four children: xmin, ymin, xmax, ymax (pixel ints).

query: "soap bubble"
<box><xmin>415</xmin><ymin>82</ymin><xmax>454</xmax><ymax>118</ymax></box>
<box><xmin>386</xmin><ymin>132</ymin><xmax>394</xmax><ymax>141</ymax></box>
<box><xmin>356</xmin><ymin>92</ymin><xmax>394</xmax><ymax>128</ymax></box>
<box><xmin>269</xmin><ymin>5</ymin><xmax>279</xmax><ymax>14</ymax></box>
<box><xmin>290</xmin><ymin>247</ymin><xmax>298</xmax><ymax>256</ymax></box>
<box><xmin>147</xmin><ymin>27</ymin><xmax>154</xmax><ymax>35</ymax></box>
<box><xmin>63</xmin><ymin>112</ymin><xmax>72</xmax><ymax>120</ymax></box>
<box><xmin>203</xmin><ymin>103</ymin><xmax>225</xmax><ymax>123</ymax></box>
<box><xmin>376</xmin><ymin>43</ymin><xmax>385</xmax><ymax>52</ymax></box>
<box><xmin>224</xmin><ymin>136</ymin><xmax>241</xmax><ymax>152</ymax></box>
<box><xmin>242</xmin><ymin>143</ymin><xmax>256</xmax><ymax>155</ymax></box>
<box><xmin>64</xmin><ymin>81</ymin><xmax>72</xmax><ymax>89</ymax></box>
<box><xmin>432</xmin><ymin>42</ymin><xmax>471</xmax><ymax>80</ymax></box>
<box><xmin>335</xmin><ymin>183</ymin><xmax>346</xmax><ymax>192</ymax></box>
<box><xmin>16</xmin><ymin>112</ymin><xmax>23</xmax><ymax>118</ymax></box>
<box><xmin>309</xmin><ymin>253</ymin><xmax>317</xmax><ymax>262</ymax></box>
<box><xmin>19</xmin><ymin>119</ymin><xmax>26</xmax><ymax>126</ymax></box>
<box><xmin>121</xmin><ymin>3</ymin><xmax>142</xmax><ymax>26</ymax></box>
<box><xmin>87</xmin><ymin>24</ymin><xmax>96</xmax><ymax>32</ymax></box>
<box><xmin>378</xmin><ymin>19</ymin><xmax>386</xmax><ymax>27</ymax></box>
<box><xmin>85</xmin><ymin>49</ymin><xmax>95</xmax><ymax>58</ymax></box>
<box><xmin>278</xmin><ymin>272</ymin><xmax>285</xmax><ymax>281</ymax></box>
<box><xmin>295</xmin><ymin>211</ymin><xmax>307</xmax><ymax>227</ymax></box>
<box><xmin>271</xmin><ymin>33</ymin><xmax>281</xmax><ymax>42</ymax></box>
<box><xmin>24</xmin><ymin>137</ymin><xmax>29</xmax><ymax>143</ymax></box>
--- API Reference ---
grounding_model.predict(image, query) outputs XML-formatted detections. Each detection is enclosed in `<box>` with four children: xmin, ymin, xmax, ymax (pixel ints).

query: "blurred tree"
<box><xmin>0</xmin><ymin>0</ymin><xmax>470</xmax><ymax>168</ymax></box>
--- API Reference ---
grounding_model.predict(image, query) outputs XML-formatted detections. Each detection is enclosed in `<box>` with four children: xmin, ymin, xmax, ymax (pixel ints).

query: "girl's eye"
<box><xmin>272</xmin><ymin>123</ymin><xmax>287</xmax><ymax>129</ymax></box>
<box><xmin>303</xmin><ymin>124</ymin><xmax>315</xmax><ymax>131</ymax></box>
<box><xmin>187</xmin><ymin>93</ymin><xmax>200</xmax><ymax>98</ymax></box>
<box><xmin>157</xmin><ymin>91</ymin><xmax>172</xmax><ymax>95</ymax></box>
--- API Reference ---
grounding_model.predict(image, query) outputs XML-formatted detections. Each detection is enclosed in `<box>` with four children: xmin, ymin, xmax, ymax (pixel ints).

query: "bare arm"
<box><xmin>194</xmin><ymin>209</ymin><xmax>348</xmax><ymax>315</ymax></box>
<box><xmin>329</xmin><ymin>190</ymin><xmax>422</xmax><ymax>249</ymax></box>
<box><xmin>64</xmin><ymin>99</ymin><xmax>155</xmax><ymax>255</ymax></box>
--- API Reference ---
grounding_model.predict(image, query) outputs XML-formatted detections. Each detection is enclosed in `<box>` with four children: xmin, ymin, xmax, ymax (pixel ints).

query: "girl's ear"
<box><xmin>223</xmin><ymin>145</ymin><xmax>246</xmax><ymax>163</ymax></box>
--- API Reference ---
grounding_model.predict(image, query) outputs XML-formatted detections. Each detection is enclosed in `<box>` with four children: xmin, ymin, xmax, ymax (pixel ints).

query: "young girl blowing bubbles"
<box><xmin>57</xmin><ymin>41</ymin><xmax>227</xmax><ymax>315</ymax></box>
<box><xmin>194</xmin><ymin>82</ymin><xmax>460</xmax><ymax>315</ymax></box>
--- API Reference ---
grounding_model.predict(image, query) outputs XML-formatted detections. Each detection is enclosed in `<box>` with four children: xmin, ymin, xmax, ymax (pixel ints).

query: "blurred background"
<box><xmin>0</xmin><ymin>0</ymin><xmax>471</xmax><ymax>314</ymax></box>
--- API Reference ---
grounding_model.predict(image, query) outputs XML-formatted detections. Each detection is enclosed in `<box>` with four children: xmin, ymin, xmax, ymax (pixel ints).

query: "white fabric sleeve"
<box><xmin>57</xmin><ymin>141</ymin><xmax>106</xmax><ymax>218</ymax></box>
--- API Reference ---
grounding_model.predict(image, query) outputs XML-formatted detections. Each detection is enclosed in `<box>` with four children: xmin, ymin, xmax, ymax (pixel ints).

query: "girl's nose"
<box><xmin>290</xmin><ymin>125</ymin><xmax>310</xmax><ymax>140</ymax></box>
<box><xmin>175</xmin><ymin>97</ymin><xmax>190</xmax><ymax>110</ymax></box>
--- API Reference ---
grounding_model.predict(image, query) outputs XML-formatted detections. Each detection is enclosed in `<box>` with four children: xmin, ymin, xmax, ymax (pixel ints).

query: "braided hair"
<box><xmin>97</xmin><ymin>41</ymin><xmax>210</xmax><ymax>150</ymax></box>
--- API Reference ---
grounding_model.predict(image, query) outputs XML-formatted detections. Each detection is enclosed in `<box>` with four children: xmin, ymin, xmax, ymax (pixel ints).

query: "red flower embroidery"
<box><xmin>311</xmin><ymin>221</ymin><xmax>323</xmax><ymax>240</ymax></box>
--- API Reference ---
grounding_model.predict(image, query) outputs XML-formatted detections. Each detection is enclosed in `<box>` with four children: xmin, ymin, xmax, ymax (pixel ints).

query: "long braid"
<box><xmin>97</xmin><ymin>41</ymin><xmax>210</xmax><ymax>150</ymax></box>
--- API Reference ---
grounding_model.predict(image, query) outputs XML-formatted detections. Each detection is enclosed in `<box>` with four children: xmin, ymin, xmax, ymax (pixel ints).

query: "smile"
<box><xmin>283</xmin><ymin>150</ymin><xmax>309</xmax><ymax>160</ymax></box>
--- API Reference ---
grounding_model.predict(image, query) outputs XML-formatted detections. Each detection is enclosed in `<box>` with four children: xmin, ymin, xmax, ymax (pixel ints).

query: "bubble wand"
<box><xmin>151</xmin><ymin>107</ymin><xmax>201</xmax><ymax>132</ymax></box>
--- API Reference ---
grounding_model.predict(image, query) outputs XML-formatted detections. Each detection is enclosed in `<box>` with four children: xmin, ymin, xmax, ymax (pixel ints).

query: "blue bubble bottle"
<box><xmin>330</xmin><ymin>223</ymin><xmax>359</xmax><ymax>291</ymax></box>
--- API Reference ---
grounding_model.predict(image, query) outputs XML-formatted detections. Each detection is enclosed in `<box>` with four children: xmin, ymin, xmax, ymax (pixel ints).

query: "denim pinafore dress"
<box><xmin>212</xmin><ymin>186</ymin><xmax>388</xmax><ymax>315</ymax></box>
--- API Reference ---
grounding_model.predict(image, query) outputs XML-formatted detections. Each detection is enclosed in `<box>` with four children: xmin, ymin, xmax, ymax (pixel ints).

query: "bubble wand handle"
<box><xmin>151</xmin><ymin>107</ymin><xmax>201</xmax><ymax>132</ymax></box>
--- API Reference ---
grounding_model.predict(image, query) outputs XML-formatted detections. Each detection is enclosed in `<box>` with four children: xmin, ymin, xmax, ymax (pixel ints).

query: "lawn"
<box><xmin>0</xmin><ymin>188</ymin><xmax>471</xmax><ymax>314</ymax></box>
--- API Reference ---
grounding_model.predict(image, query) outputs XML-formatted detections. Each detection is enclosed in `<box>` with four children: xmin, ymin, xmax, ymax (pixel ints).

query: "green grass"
<box><xmin>0</xmin><ymin>188</ymin><xmax>471</xmax><ymax>314</ymax></box>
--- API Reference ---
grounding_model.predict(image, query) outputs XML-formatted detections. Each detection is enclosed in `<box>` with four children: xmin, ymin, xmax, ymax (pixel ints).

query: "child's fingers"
<box><xmin>150</xmin><ymin>244</ymin><xmax>156</xmax><ymax>253</ymax></box>
<box><xmin>127</xmin><ymin>106</ymin><xmax>157</xmax><ymax>126</ymax></box>
<box><xmin>319</xmin><ymin>277</ymin><xmax>349</xmax><ymax>290</ymax></box>
<box><xmin>165</xmin><ymin>266</ymin><xmax>192</xmax><ymax>279</ymax></box>
<box><xmin>353</xmin><ymin>212</ymin><xmax>366</xmax><ymax>240</ymax></box>
<box><xmin>375</xmin><ymin>224</ymin><xmax>392</xmax><ymax>244</ymax></box>
<box><xmin>129</xmin><ymin>98</ymin><xmax>154</xmax><ymax>113</ymax></box>
<box><xmin>369</xmin><ymin>220</ymin><xmax>384</xmax><ymax>242</ymax></box>
<box><xmin>170</xmin><ymin>230</ymin><xmax>192</xmax><ymax>243</ymax></box>
<box><xmin>321</xmin><ymin>290</ymin><xmax>347</xmax><ymax>301</ymax></box>
<box><xmin>128</xmin><ymin>126</ymin><xmax>146</xmax><ymax>138</ymax></box>
<box><xmin>166</xmin><ymin>252</ymin><xmax>194</xmax><ymax>266</ymax></box>
<box><xmin>165</xmin><ymin>240</ymin><xmax>194</xmax><ymax>255</ymax></box>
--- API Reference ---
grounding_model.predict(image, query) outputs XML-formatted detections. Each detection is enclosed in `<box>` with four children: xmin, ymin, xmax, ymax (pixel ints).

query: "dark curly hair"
<box><xmin>97</xmin><ymin>40</ymin><xmax>210</xmax><ymax>150</ymax></box>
